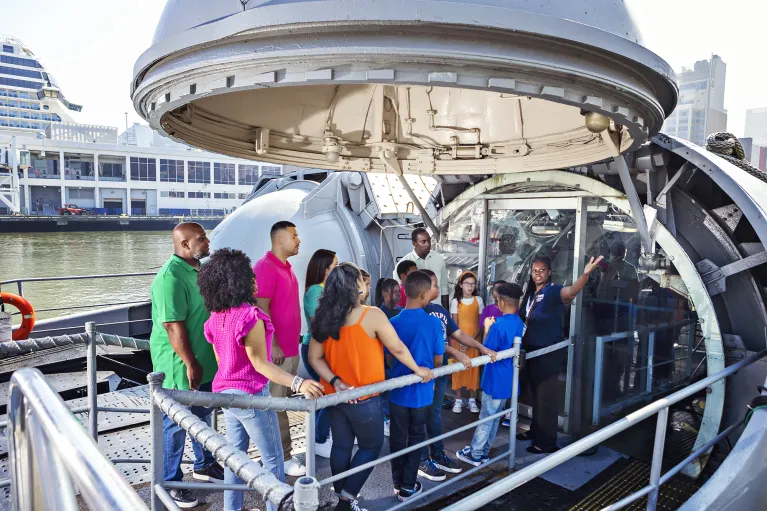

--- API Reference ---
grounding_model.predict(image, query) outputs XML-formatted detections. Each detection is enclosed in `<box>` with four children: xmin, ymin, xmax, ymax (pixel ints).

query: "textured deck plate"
<box><xmin>0</xmin><ymin>371</ymin><xmax>116</xmax><ymax>403</ymax></box>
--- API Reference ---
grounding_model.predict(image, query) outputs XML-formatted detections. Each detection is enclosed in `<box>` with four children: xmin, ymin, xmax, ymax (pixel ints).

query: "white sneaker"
<box><xmin>315</xmin><ymin>438</ymin><xmax>333</xmax><ymax>459</ymax></box>
<box><xmin>384</xmin><ymin>418</ymin><xmax>390</xmax><ymax>437</ymax></box>
<box><xmin>452</xmin><ymin>399</ymin><xmax>463</xmax><ymax>414</ymax></box>
<box><xmin>468</xmin><ymin>399</ymin><xmax>480</xmax><ymax>414</ymax></box>
<box><xmin>284</xmin><ymin>457</ymin><xmax>306</xmax><ymax>476</ymax></box>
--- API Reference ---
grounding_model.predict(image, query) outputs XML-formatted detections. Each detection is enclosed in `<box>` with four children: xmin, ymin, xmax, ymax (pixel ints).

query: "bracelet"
<box><xmin>291</xmin><ymin>375</ymin><xmax>304</xmax><ymax>393</ymax></box>
<box><xmin>329</xmin><ymin>376</ymin><xmax>340</xmax><ymax>387</ymax></box>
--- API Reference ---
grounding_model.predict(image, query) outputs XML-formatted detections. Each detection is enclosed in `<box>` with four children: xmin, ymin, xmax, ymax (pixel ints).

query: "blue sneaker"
<box><xmin>456</xmin><ymin>447</ymin><xmax>483</xmax><ymax>467</ymax></box>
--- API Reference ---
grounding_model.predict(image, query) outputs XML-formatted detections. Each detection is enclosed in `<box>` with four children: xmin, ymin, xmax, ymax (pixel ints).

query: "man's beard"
<box><xmin>193</xmin><ymin>249</ymin><xmax>210</xmax><ymax>260</ymax></box>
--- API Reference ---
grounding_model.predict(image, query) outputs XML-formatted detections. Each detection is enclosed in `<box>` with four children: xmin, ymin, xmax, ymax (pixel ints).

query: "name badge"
<box><xmin>536</xmin><ymin>294</ymin><xmax>544</xmax><ymax>303</ymax></box>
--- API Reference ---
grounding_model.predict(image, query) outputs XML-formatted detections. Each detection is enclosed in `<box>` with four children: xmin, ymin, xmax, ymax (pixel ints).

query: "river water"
<box><xmin>1</xmin><ymin>231</ymin><xmax>174</xmax><ymax>324</ymax></box>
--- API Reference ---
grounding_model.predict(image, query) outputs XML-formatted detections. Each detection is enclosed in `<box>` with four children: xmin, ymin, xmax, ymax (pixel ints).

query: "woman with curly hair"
<box><xmin>301</xmin><ymin>248</ymin><xmax>338</xmax><ymax>458</ymax></box>
<box><xmin>308</xmin><ymin>262</ymin><xmax>434</xmax><ymax>511</ymax></box>
<box><xmin>198</xmin><ymin>248</ymin><xmax>324</xmax><ymax>511</ymax></box>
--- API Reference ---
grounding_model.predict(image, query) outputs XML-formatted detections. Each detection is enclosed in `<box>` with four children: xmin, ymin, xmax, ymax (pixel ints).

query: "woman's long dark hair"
<box><xmin>311</xmin><ymin>262</ymin><xmax>362</xmax><ymax>342</ymax></box>
<box><xmin>520</xmin><ymin>255</ymin><xmax>552</xmax><ymax>321</ymax></box>
<box><xmin>375</xmin><ymin>278</ymin><xmax>399</xmax><ymax>307</ymax></box>
<box><xmin>305</xmin><ymin>249</ymin><xmax>336</xmax><ymax>290</ymax></box>
<box><xmin>453</xmin><ymin>271</ymin><xmax>479</xmax><ymax>301</ymax></box>
<box><xmin>197</xmin><ymin>248</ymin><xmax>257</xmax><ymax>312</ymax></box>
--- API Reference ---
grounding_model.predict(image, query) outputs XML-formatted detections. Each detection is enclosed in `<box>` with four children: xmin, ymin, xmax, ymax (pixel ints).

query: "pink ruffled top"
<box><xmin>204</xmin><ymin>303</ymin><xmax>274</xmax><ymax>394</ymax></box>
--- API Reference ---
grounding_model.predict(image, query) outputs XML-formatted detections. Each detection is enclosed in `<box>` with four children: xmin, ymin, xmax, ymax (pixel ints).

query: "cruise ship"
<box><xmin>0</xmin><ymin>35</ymin><xmax>281</xmax><ymax>217</ymax></box>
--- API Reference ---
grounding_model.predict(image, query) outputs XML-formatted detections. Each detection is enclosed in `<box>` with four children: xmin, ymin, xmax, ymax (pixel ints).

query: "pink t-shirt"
<box><xmin>204</xmin><ymin>303</ymin><xmax>274</xmax><ymax>394</ymax></box>
<box><xmin>253</xmin><ymin>251</ymin><xmax>301</xmax><ymax>358</ymax></box>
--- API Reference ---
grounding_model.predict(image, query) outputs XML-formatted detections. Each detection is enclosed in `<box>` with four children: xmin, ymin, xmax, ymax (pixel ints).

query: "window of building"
<box><xmin>238</xmin><ymin>193</ymin><xmax>249</xmax><ymax>199</ymax></box>
<box><xmin>0</xmin><ymin>55</ymin><xmax>42</xmax><ymax>68</ymax></box>
<box><xmin>0</xmin><ymin>66</ymin><xmax>43</xmax><ymax>80</ymax></box>
<box><xmin>188</xmin><ymin>191</ymin><xmax>211</xmax><ymax>199</ymax></box>
<box><xmin>99</xmin><ymin>162</ymin><xmax>124</xmax><ymax>181</ymax></box>
<box><xmin>261</xmin><ymin>165</ymin><xmax>282</xmax><ymax>176</ymax></box>
<box><xmin>238</xmin><ymin>164</ymin><xmax>259</xmax><ymax>185</ymax></box>
<box><xmin>130</xmin><ymin>157</ymin><xmax>156</xmax><ymax>181</ymax></box>
<box><xmin>160</xmin><ymin>159</ymin><xmax>184</xmax><ymax>182</ymax></box>
<box><xmin>160</xmin><ymin>191</ymin><xmax>185</xmax><ymax>198</ymax></box>
<box><xmin>214</xmin><ymin>192</ymin><xmax>237</xmax><ymax>199</ymax></box>
<box><xmin>68</xmin><ymin>188</ymin><xmax>95</xmax><ymax>200</ymax></box>
<box><xmin>213</xmin><ymin>162</ymin><xmax>235</xmax><ymax>184</ymax></box>
<box><xmin>2</xmin><ymin>45</ymin><xmax>13</xmax><ymax>54</ymax></box>
<box><xmin>187</xmin><ymin>161</ymin><xmax>210</xmax><ymax>183</ymax></box>
<box><xmin>0</xmin><ymin>77</ymin><xmax>43</xmax><ymax>90</ymax></box>
<box><xmin>64</xmin><ymin>157</ymin><xmax>95</xmax><ymax>179</ymax></box>
<box><xmin>30</xmin><ymin>154</ymin><xmax>59</xmax><ymax>177</ymax></box>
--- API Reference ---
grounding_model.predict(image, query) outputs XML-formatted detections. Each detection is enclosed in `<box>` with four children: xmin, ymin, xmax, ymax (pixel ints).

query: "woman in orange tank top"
<box><xmin>450</xmin><ymin>271</ymin><xmax>485</xmax><ymax>414</ymax></box>
<box><xmin>308</xmin><ymin>263</ymin><xmax>433</xmax><ymax>511</ymax></box>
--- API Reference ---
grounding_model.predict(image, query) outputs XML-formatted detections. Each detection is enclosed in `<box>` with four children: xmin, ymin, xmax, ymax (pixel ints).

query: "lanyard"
<box><xmin>525</xmin><ymin>283</ymin><xmax>550</xmax><ymax>324</ymax></box>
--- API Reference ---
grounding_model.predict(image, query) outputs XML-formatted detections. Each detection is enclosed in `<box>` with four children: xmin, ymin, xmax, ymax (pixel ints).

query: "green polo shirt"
<box><xmin>150</xmin><ymin>255</ymin><xmax>217</xmax><ymax>390</ymax></box>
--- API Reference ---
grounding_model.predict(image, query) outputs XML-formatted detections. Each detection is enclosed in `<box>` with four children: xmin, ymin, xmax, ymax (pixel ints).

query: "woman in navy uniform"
<box><xmin>519</xmin><ymin>255</ymin><xmax>603</xmax><ymax>454</ymax></box>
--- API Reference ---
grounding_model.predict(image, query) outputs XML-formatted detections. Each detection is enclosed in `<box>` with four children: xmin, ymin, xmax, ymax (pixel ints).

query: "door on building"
<box><xmin>103</xmin><ymin>199</ymin><xmax>122</xmax><ymax>215</ymax></box>
<box><xmin>130</xmin><ymin>199</ymin><xmax>146</xmax><ymax>215</ymax></box>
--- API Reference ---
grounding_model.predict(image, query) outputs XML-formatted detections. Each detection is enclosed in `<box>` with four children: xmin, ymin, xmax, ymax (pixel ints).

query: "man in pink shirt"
<box><xmin>253</xmin><ymin>220</ymin><xmax>305</xmax><ymax>476</ymax></box>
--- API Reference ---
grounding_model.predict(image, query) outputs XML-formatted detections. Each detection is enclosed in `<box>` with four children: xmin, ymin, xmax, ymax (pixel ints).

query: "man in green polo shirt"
<box><xmin>150</xmin><ymin>222</ymin><xmax>223</xmax><ymax>508</ymax></box>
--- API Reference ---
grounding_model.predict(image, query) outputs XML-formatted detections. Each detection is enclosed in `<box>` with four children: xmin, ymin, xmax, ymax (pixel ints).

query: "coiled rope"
<box><xmin>706</xmin><ymin>132</ymin><xmax>767</xmax><ymax>182</ymax></box>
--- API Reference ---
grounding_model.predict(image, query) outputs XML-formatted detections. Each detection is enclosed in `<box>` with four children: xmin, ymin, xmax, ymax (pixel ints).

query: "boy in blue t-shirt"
<box><xmin>417</xmin><ymin>269</ymin><xmax>498</xmax><ymax>481</ymax></box>
<box><xmin>389</xmin><ymin>271</ymin><xmax>445</xmax><ymax>501</ymax></box>
<box><xmin>457</xmin><ymin>283</ymin><xmax>524</xmax><ymax>466</ymax></box>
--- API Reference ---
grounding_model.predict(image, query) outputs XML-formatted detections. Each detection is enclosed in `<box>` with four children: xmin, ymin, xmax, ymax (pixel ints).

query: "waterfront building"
<box><xmin>745</xmin><ymin>107</ymin><xmax>767</xmax><ymax>146</ymax></box>
<box><xmin>662</xmin><ymin>55</ymin><xmax>728</xmax><ymax>147</ymax></box>
<box><xmin>0</xmin><ymin>35</ymin><xmax>281</xmax><ymax>215</ymax></box>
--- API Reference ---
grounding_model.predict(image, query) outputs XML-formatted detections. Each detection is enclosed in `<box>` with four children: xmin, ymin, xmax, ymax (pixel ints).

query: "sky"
<box><xmin>2</xmin><ymin>0</ymin><xmax>766</xmax><ymax>137</ymax></box>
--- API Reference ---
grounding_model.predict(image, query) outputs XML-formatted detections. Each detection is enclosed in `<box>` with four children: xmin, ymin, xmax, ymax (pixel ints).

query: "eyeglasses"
<box><xmin>531</xmin><ymin>268</ymin><xmax>549</xmax><ymax>275</ymax></box>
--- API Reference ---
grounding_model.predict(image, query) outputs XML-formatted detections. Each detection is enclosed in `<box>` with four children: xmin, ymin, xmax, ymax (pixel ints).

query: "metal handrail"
<box><xmin>7</xmin><ymin>367</ymin><xmax>147</xmax><ymax>510</ymax></box>
<box><xmin>442</xmin><ymin>348</ymin><xmax>767</xmax><ymax>511</ymax></box>
<box><xmin>0</xmin><ymin>271</ymin><xmax>156</xmax><ymax>301</ymax></box>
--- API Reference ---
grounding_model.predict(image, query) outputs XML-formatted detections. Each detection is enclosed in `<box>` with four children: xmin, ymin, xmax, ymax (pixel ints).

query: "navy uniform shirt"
<box><xmin>423</xmin><ymin>303</ymin><xmax>459</xmax><ymax>346</ymax></box>
<box><xmin>522</xmin><ymin>283</ymin><xmax>565</xmax><ymax>348</ymax></box>
<box><xmin>380</xmin><ymin>304</ymin><xmax>403</xmax><ymax>320</ymax></box>
<box><xmin>481</xmin><ymin>313</ymin><xmax>525</xmax><ymax>399</ymax></box>
<box><xmin>389</xmin><ymin>308</ymin><xmax>445</xmax><ymax>408</ymax></box>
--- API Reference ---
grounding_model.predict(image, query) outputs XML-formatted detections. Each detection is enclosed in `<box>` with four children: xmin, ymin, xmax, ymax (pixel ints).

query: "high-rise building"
<box><xmin>745</xmin><ymin>107</ymin><xmax>767</xmax><ymax>146</ymax></box>
<box><xmin>662</xmin><ymin>55</ymin><xmax>727</xmax><ymax>147</ymax></box>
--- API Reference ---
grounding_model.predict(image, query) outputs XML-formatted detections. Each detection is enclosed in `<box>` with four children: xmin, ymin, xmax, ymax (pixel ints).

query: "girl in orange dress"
<box><xmin>450</xmin><ymin>271</ymin><xmax>484</xmax><ymax>413</ymax></box>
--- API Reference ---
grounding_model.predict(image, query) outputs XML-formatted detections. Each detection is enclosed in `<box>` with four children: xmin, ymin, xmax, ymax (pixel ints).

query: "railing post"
<box><xmin>293</xmin><ymin>476</ymin><xmax>320</xmax><ymax>511</ymax></box>
<box><xmin>592</xmin><ymin>336</ymin><xmax>605</xmax><ymax>426</ymax></box>
<box><xmin>647</xmin><ymin>407</ymin><xmax>669</xmax><ymax>511</ymax></box>
<box><xmin>85</xmin><ymin>321</ymin><xmax>98</xmax><ymax>441</ymax></box>
<box><xmin>508</xmin><ymin>337</ymin><xmax>522</xmax><ymax>472</ymax></box>
<box><xmin>646</xmin><ymin>332</ymin><xmax>655</xmax><ymax>393</ymax></box>
<box><xmin>148</xmin><ymin>372</ymin><xmax>166</xmax><ymax>511</ymax></box>
<box><xmin>306</xmin><ymin>400</ymin><xmax>317</xmax><ymax>478</ymax></box>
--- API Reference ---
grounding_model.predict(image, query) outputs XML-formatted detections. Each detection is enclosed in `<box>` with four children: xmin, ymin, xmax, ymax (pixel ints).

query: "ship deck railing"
<box><xmin>0</xmin><ymin>323</ymin><xmax>764</xmax><ymax>510</ymax></box>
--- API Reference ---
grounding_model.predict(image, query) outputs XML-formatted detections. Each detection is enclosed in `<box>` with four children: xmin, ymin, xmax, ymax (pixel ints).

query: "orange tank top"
<box><xmin>457</xmin><ymin>297</ymin><xmax>480</xmax><ymax>338</ymax></box>
<box><xmin>321</xmin><ymin>307</ymin><xmax>385</xmax><ymax>399</ymax></box>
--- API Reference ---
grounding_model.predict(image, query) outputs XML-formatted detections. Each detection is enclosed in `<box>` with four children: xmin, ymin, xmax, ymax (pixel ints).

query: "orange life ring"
<box><xmin>0</xmin><ymin>293</ymin><xmax>35</xmax><ymax>340</ymax></box>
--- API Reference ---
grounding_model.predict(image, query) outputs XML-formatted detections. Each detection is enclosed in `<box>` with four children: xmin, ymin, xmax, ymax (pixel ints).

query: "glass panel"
<box><xmin>440</xmin><ymin>200</ymin><xmax>482</xmax><ymax>289</ymax></box>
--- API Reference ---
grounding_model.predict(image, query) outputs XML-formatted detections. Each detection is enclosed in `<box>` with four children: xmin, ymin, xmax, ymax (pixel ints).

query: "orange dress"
<box><xmin>451</xmin><ymin>297</ymin><xmax>481</xmax><ymax>391</ymax></box>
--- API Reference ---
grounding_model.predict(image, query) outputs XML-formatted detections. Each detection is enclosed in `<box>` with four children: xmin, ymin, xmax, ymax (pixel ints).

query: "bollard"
<box><xmin>293</xmin><ymin>476</ymin><xmax>320</xmax><ymax>511</ymax></box>
<box><xmin>508</xmin><ymin>337</ymin><xmax>522</xmax><ymax>472</ymax></box>
<box><xmin>85</xmin><ymin>321</ymin><xmax>98</xmax><ymax>441</ymax></box>
<box><xmin>148</xmin><ymin>372</ymin><xmax>166</xmax><ymax>511</ymax></box>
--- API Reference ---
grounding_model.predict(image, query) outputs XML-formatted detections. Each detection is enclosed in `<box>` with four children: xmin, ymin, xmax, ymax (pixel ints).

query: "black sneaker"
<box><xmin>193</xmin><ymin>462</ymin><xmax>225</xmax><ymax>483</ymax></box>
<box><xmin>397</xmin><ymin>481</ymin><xmax>423</xmax><ymax>502</ymax></box>
<box><xmin>432</xmin><ymin>451</ymin><xmax>462</xmax><ymax>474</ymax></box>
<box><xmin>417</xmin><ymin>459</ymin><xmax>447</xmax><ymax>481</ymax></box>
<box><xmin>169</xmin><ymin>489</ymin><xmax>199</xmax><ymax>509</ymax></box>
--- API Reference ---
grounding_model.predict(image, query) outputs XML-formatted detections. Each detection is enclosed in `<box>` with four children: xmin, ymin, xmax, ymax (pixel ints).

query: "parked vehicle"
<box><xmin>57</xmin><ymin>204</ymin><xmax>90</xmax><ymax>216</ymax></box>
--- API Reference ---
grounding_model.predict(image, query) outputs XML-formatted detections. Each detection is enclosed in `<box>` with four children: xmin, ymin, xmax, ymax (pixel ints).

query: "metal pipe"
<box><xmin>525</xmin><ymin>339</ymin><xmax>571</xmax><ymax>359</ymax></box>
<box><xmin>97</xmin><ymin>407</ymin><xmax>150</xmax><ymax>414</ymax></box>
<box><xmin>593</xmin><ymin>336</ymin><xmax>605</xmax><ymax>426</ymax></box>
<box><xmin>148</xmin><ymin>372</ymin><xmax>165</xmax><ymax>511</ymax></box>
<box><xmin>659</xmin><ymin>421</ymin><xmax>741</xmax><ymax>485</ymax></box>
<box><xmin>85</xmin><ymin>321</ymin><xmax>98</xmax><ymax>441</ymax></box>
<box><xmin>28</xmin><ymin>413</ymin><xmax>80</xmax><ymax>511</ymax></box>
<box><xmin>647</xmin><ymin>408</ymin><xmax>669</xmax><ymax>511</ymax></box>
<box><xmin>477</xmin><ymin>198</ymin><xmax>488</xmax><ymax>297</ymax></box>
<box><xmin>613</xmin><ymin>156</ymin><xmax>653</xmax><ymax>254</ymax></box>
<box><xmin>0</xmin><ymin>271</ymin><xmax>156</xmax><ymax>286</ymax></box>
<box><xmin>600</xmin><ymin>484</ymin><xmax>656</xmax><ymax>511</ymax></box>
<box><xmin>7</xmin><ymin>368</ymin><xmax>148</xmax><ymax>511</ymax></box>
<box><xmin>508</xmin><ymin>337</ymin><xmax>522</xmax><ymax>471</ymax></box>
<box><xmin>442</xmin><ymin>349</ymin><xmax>767</xmax><ymax>511</ymax></box>
<box><xmin>306</xmin><ymin>400</ymin><xmax>317</xmax><ymax>478</ymax></box>
<box><xmin>154</xmin><ymin>484</ymin><xmax>183</xmax><ymax>511</ymax></box>
<box><xmin>164</xmin><ymin>481</ymin><xmax>252</xmax><ymax>491</ymax></box>
<box><xmin>153</xmin><ymin>385</ymin><xmax>293</xmax><ymax>506</ymax></box>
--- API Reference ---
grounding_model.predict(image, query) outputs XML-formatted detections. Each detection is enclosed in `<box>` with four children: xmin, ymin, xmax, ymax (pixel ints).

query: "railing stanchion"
<box><xmin>647</xmin><ymin>407</ymin><xmax>669</xmax><ymax>511</ymax></box>
<box><xmin>306</xmin><ymin>400</ymin><xmax>317</xmax><ymax>478</ymax></box>
<box><xmin>593</xmin><ymin>336</ymin><xmax>605</xmax><ymax>426</ymax></box>
<box><xmin>508</xmin><ymin>337</ymin><xmax>522</xmax><ymax>472</ymax></box>
<box><xmin>148</xmin><ymin>372</ymin><xmax>166</xmax><ymax>511</ymax></box>
<box><xmin>85</xmin><ymin>321</ymin><xmax>98</xmax><ymax>441</ymax></box>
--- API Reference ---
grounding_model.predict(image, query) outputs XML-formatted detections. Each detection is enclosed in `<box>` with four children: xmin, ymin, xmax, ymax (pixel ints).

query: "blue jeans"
<box><xmin>470</xmin><ymin>392</ymin><xmax>506</xmax><ymax>459</ymax></box>
<box><xmin>300</xmin><ymin>343</ymin><xmax>331</xmax><ymax>443</ymax></box>
<box><xmin>390</xmin><ymin>403</ymin><xmax>429</xmax><ymax>490</ymax></box>
<box><xmin>162</xmin><ymin>381</ymin><xmax>216</xmax><ymax>482</ymax></box>
<box><xmin>328</xmin><ymin>395</ymin><xmax>384</xmax><ymax>499</ymax></box>
<box><xmin>421</xmin><ymin>373</ymin><xmax>449</xmax><ymax>461</ymax></box>
<box><xmin>222</xmin><ymin>388</ymin><xmax>285</xmax><ymax>511</ymax></box>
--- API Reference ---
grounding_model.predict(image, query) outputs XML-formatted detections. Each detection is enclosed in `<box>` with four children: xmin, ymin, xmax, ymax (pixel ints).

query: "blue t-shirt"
<box><xmin>389</xmin><ymin>308</ymin><xmax>445</xmax><ymax>408</ymax></box>
<box><xmin>423</xmin><ymin>303</ymin><xmax>459</xmax><ymax>345</ymax></box>
<box><xmin>380</xmin><ymin>304</ymin><xmax>403</xmax><ymax>320</ymax></box>
<box><xmin>481</xmin><ymin>313</ymin><xmax>525</xmax><ymax>399</ymax></box>
<box><xmin>522</xmin><ymin>283</ymin><xmax>564</xmax><ymax>348</ymax></box>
